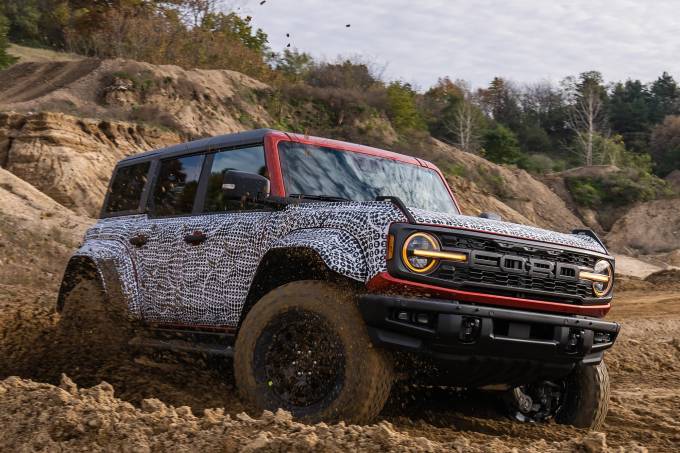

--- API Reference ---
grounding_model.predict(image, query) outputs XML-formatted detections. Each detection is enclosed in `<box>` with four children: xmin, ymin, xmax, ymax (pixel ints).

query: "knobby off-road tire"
<box><xmin>556</xmin><ymin>361</ymin><xmax>610</xmax><ymax>430</ymax></box>
<box><xmin>234</xmin><ymin>280</ymin><xmax>394</xmax><ymax>424</ymax></box>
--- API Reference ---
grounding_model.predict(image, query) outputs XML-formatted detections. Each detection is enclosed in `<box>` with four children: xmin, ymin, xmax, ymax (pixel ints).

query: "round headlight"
<box><xmin>402</xmin><ymin>232</ymin><xmax>440</xmax><ymax>273</ymax></box>
<box><xmin>592</xmin><ymin>260</ymin><xmax>613</xmax><ymax>297</ymax></box>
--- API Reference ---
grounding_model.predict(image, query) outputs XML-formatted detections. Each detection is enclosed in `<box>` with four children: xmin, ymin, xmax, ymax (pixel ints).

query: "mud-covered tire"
<box><xmin>234</xmin><ymin>280</ymin><xmax>393</xmax><ymax>424</ymax></box>
<box><xmin>57</xmin><ymin>266</ymin><xmax>133</xmax><ymax>361</ymax></box>
<box><xmin>556</xmin><ymin>361</ymin><xmax>610</xmax><ymax>430</ymax></box>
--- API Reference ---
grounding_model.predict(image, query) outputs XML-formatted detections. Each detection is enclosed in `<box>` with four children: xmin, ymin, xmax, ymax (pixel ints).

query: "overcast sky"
<box><xmin>242</xmin><ymin>0</ymin><xmax>680</xmax><ymax>90</ymax></box>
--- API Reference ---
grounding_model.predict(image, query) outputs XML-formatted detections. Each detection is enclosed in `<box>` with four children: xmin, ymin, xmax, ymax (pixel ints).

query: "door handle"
<box><xmin>129</xmin><ymin>234</ymin><xmax>148</xmax><ymax>247</ymax></box>
<box><xmin>184</xmin><ymin>230</ymin><xmax>207</xmax><ymax>245</ymax></box>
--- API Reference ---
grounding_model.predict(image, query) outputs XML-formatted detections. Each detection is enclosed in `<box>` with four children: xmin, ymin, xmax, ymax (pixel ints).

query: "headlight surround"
<box><xmin>401</xmin><ymin>232</ymin><xmax>440</xmax><ymax>273</ymax></box>
<box><xmin>590</xmin><ymin>260</ymin><xmax>614</xmax><ymax>297</ymax></box>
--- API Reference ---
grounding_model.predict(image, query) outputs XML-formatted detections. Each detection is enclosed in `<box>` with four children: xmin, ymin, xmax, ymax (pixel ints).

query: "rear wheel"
<box><xmin>234</xmin><ymin>280</ymin><xmax>393</xmax><ymax>424</ymax></box>
<box><xmin>56</xmin><ymin>266</ymin><xmax>134</xmax><ymax>378</ymax></box>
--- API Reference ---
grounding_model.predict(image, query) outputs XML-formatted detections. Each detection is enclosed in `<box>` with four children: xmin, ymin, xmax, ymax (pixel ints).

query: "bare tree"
<box><xmin>444</xmin><ymin>80</ymin><xmax>482</xmax><ymax>153</ymax></box>
<box><xmin>563</xmin><ymin>72</ymin><xmax>607</xmax><ymax>166</ymax></box>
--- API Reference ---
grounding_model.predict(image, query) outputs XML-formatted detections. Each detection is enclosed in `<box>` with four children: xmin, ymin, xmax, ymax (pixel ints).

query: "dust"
<box><xmin>2</xmin><ymin>282</ymin><xmax>677</xmax><ymax>451</ymax></box>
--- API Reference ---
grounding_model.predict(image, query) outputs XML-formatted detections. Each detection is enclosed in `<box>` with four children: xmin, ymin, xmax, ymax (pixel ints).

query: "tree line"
<box><xmin>1</xmin><ymin>0</ymin><xmax>679</xmax><ymax>182</ymax></box>
<box><xmin>422</xmin><ymin>71</ymin><xmax>680</xmax><ymax>177</ymax></box>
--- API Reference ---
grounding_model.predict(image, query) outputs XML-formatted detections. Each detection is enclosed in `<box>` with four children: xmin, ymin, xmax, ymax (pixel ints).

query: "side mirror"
<box><xmin>222</xmin><ymin>170</ymin><xmax>270</xmax><ymax>202</ymax></box>
<box><xmin>479</xmin><ymin>212</ymin><xmax>502</xmax><ymax>221</ymax></box>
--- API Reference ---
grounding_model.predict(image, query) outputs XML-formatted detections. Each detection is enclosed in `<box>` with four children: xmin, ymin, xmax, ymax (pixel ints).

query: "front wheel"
<box><xmin>555</xmin><ymin>361</ymin><xmax>610</xmax><ymax>430</ymax></box>
<box><xmin>234</xmin><ymin>280</ymin><xmax>393</xmax><ymax>424</ymax></box>
<box><xmin>506</xmin><ymin>361</ymin><xmax>610</xmax><ymax>430</ymax></box>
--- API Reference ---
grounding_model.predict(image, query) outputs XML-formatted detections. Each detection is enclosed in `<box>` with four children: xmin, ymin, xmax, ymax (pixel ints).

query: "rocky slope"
<box><xmin>0</xmin><ymin>112</ymin><xmax>179</xmax><ymax>217</ymax></box>
<box><xmin>606</xmin><ymin>197</ymin><xmax>680</xmax><ymax>259</ymax></box>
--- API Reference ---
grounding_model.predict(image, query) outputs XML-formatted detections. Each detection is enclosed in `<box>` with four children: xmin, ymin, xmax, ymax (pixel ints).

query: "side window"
<box><xmin>151</xmin><ymin>154</ymin><xmax>204</xmax><ymax>216</ymax></box>
<box><xmin>104</xmin><ymin>162</ymin><xmax>150</xmax><ymax>214</ymax></box>
<box><xmin>204</xmin><ymin>145</ymin><xmax>267</xmax><ymax>213</ymax></box>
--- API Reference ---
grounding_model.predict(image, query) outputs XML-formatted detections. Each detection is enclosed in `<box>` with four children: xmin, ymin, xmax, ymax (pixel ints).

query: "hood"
<box><xmin>408</xmin><ymin>207</ymin><xmax>607</xmax><ymax>255</ymax></box>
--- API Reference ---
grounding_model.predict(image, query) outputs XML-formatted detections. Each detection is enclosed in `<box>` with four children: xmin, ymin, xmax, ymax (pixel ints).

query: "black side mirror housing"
<box><xmin>222</xmin><ymin>170</ymin><xmax>270</xmax><ymax>202</ymax></box>
<box><xmin>479</xmin><ymin>212</ymin><xmax>502</xmax><ymax>221</ymax></box>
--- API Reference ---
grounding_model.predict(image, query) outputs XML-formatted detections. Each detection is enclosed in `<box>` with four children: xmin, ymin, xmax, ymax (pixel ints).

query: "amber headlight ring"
<box><xmin>400</xmin><ymin>232</ymin><xmax>468</xmax><ymax>274</ymax></box>
<box><xmin>401</xmin><ymin>232</ymin><xmax>440</xmax><ymax>273</ymax></box>
<box><xmin>581</xmin><ymin>260</ymin><xmax>614</xmax><ymax>297</ymax></box>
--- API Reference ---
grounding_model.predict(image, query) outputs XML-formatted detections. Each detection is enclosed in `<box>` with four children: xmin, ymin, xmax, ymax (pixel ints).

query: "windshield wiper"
<box><xmin>288</xmin><ymin>194</ymin><xmax>351</xmax><ymax>202</ymax></box>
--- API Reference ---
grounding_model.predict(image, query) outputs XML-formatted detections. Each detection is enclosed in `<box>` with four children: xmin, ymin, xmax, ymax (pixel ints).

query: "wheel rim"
<box><xmin>257</xmin><ymin>310</ymin><xmax>345</xmax><ymax>408</ymax></box>
<box><xmin>507</xmin><ymin>381</ymin><xmax>565</xmax><ymax>422</ymax></box>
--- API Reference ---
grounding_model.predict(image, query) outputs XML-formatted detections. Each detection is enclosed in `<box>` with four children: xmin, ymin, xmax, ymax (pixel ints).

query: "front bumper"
<box><xmin>359</xmin><ymin>293</ymin><xmax>620</xmax><ymax>385</ymax></box>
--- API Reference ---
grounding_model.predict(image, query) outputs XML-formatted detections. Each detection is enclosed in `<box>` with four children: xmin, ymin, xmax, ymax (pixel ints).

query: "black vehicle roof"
<box><xmin>118</xmin><ymin>128</ymin><xmax>276</xmax><ymax>165</ymax></box>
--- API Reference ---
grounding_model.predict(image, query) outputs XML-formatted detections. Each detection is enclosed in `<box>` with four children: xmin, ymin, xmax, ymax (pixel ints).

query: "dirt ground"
<box><xmin>0</xmin><ymin>278</ymin><xmax>678</xmax><ymax>452</ymax></box>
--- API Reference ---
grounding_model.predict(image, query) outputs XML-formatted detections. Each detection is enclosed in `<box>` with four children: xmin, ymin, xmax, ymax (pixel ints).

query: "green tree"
<box><xmin>273</xmin><ymin>48</ymin><xmax>314</xmax><ymax>81</ymax></box>
<box><xmin>482</xmin><ymin>124</ymin><xmax>522</xmax><ymax>165</ymax></box>
<box><xmin>608</xmin><ymin>80</ymin><xmax>652</xmax><ymax>152</ymax></box>
<box><xmin>200</xmin><ymin>12</ymin><xmax>269</xmax><ymax>54</ymax></box>
<box><xmin>650</xmin><ymin>72</ymin><xmax>680</xmax><ymax>122</ymax></box>
<box><xmin>421</xmin><ymin>76</ymin><xmax>464</xmax><ymax>140</ymax></box>
<box><xmin>478</xmin><ymin>77</ymin><xmax>522</xmax><ymax>131</ymax></box>
<box><xmin>650</xmin><ymin>115</ymin><xmax>680</xmax><ymax>176</ymax></box>
<box><xmin>386</xmin><ymin>81</ymin><xmax>427</xmax><ymax>133</ymax></box>
<box><xmin>0</xmin><ymin>13</ymin><xmax>17</xmax><ymax>69</ymax></box>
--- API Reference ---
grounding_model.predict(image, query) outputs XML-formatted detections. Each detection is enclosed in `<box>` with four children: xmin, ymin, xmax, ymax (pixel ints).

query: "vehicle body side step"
<box><xmin>129</xmin><ymin>336</ymin><xmax>234</xmax><ymax>357</ymax></box>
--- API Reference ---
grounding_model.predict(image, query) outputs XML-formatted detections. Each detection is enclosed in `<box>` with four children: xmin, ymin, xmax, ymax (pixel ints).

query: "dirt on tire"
<box><xmin>234</xmin><ymin>280</ymin><xmax>393</xmax><ymax>425</ymax></box>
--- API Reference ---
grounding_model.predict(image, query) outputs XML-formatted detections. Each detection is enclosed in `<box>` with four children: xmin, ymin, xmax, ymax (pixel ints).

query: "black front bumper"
<box><xmin>359</xmin><ymin>294</ymin><xmax>620</xmax><ymax>386</ymax></box>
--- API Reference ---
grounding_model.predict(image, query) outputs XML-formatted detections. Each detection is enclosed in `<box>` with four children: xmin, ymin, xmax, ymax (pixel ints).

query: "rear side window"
<box><xmin>104</xmin><ymin>162</ymin><xmax>150</xmax><ymax>214</ymax></box>
<box><xmin>204</xmin><ymin>145</ymin><xmax>267</xmax><ymax>212</ymax></box>
<box><xmin>151</xmin><ymin>155</ymin><xmax>204</xmax><ymax>216</ymax></box>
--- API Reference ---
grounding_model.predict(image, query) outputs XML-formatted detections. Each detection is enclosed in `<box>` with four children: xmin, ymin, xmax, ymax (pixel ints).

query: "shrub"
<box><xmin>518</xmin><ymin>153</ymin><xmax>556</xmax><ymax>174</ymax></box>
<box><xmin>566</xmin><ymin>169</ymin><xmax>673</xmax><ymax>208</ymax></box>
<box><xmin>567</xmin><ymin>179</ymin><xmax>602</xmax><ymax>207</ymax></box>
<box><xmin>306</xmin><ymin>60</ymin><xmax>379</xmax><ymax>90</ymax></box>
<box><xmin>482</xmin><ymin>124</ymin><xmax>522</xmax><ymax>165</ymax></box>
<box><xmin>0</xmin><ymin>13</ymin><xmax>17</xmax><ymax>69</ymax></box>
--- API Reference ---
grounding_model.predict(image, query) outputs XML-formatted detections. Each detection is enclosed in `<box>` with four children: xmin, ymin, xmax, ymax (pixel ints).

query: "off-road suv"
<box><xmin>58</xmin><ymin>129</ymin><xmax>619</xmax><ymax>428</ymax></box>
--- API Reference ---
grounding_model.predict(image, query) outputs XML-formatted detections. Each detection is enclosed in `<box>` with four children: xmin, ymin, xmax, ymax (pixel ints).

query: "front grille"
<box><xmin>434</xmin><ymin>265</ymin><xmax>593</xmax><ymax>300</ymax></box>
<box><xmin>439</xmin><ymin>235</ymin><xmax>596</xmax><ymax>268</ymax></box>
<box><xmin>431</xmin><ymin>232</ymin><xmax>599</xmax><ymax>304</ymax></box>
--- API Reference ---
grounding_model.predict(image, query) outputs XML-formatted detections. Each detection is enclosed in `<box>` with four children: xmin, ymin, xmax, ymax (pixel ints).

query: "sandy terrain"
<box><xmin>1</xmin><ymin>53</ymin><xmax>679</xmax><ymax>452</ymax></box>
<box><xmin>0</xmin><ymin>274</ymin><xmax>677</xmax><ymax>452</ymax></box>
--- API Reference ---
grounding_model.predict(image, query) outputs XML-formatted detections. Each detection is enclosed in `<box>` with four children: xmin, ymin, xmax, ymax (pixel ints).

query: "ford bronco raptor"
<box><xmin>57</xmin><ymin>129</ymin><xmax>619</xmax><ymax>428</ymax></box>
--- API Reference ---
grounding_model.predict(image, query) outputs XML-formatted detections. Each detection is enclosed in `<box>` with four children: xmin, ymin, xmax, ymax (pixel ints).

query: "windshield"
<box><xmin>278</xmin><ymin>142</ymin><xmax>459</xmax><ymax>214</ymax></box>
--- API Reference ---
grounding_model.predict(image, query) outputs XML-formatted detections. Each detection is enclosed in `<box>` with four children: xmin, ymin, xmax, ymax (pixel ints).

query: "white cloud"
<box><xmin>244</xmin><ymin>0</ymin><xmax>680</xmax><ymax>89</ymax></box>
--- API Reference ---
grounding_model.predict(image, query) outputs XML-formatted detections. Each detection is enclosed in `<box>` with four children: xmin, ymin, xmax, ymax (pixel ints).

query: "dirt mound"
<box><xmin>0</xmin><ymin>59</ymin><xmax>103</xmax><ymax>104</ymax></box>
<box><xmin>644</xmin><ymin>269</ymin><xmax>680</xmax><ymax>288</ymax></box>
<box><xmin>427</xmin><ymin>140</ymin><xmax>586</xmax><ymax>232</ymax></box>
<box><xmin>606</xmin><ymin>198</ymin><xmax>680</xmax><ymax>255</ymax></box>
<box><xmin>3</xmin><ymin>376</ymin><xmax>631</xmax><ymax>453</ymax></box>
<box><xmin>0</xmin><ymin>59</ymin><xmax>273</xmax><ymax>138</ymax></box>
<box><xmin>0</xmin><ymin>111</ymin><xmax>179</xmax><ymax>217</ymax></box>
<box><xmin>666</xmin><ymin>170</ymin><xmax>680</xmax><ymax>192</ymax></box>
<box><xmin>0</xmin><ymin>166</ymin><xmax>90</xmax><ymax>286</ymax></box>
<box><xmin>7</xmin><ymin>43</ymin><xmax>84</xmax><ymax>64</ymax></box>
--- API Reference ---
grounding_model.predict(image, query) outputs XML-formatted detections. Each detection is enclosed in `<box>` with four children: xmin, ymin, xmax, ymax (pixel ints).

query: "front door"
<box><xmin>136</xmin><ymin>145</ymin><xmax>271</xmax><ymax>327</ymax></box>
<box><xmin>133</xmin><ymin>153</ymin><xmax>205</xmax><ymax>324</ymax></box>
